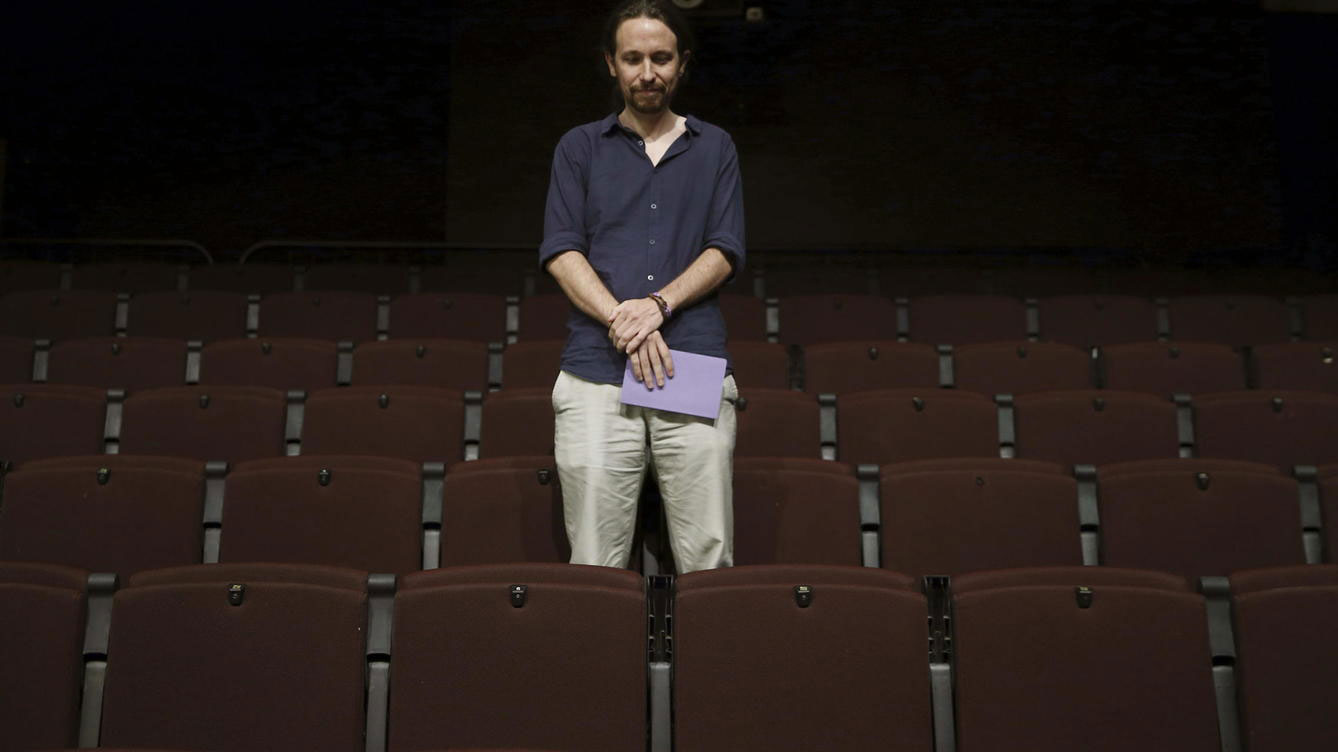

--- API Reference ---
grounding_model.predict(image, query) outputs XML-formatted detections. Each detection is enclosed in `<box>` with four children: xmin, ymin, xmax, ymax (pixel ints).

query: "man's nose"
<box><xmin>639</xmin><ymin>61</ymin><xmax>655</xmax><ymax>80</ymax></box>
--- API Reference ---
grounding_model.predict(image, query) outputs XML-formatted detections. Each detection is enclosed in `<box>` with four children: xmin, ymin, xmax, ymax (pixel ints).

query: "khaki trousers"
<box><xmin>552</xmin><ymin>370</ymin><xmax>737</xmax><ymax>573</ymax></box>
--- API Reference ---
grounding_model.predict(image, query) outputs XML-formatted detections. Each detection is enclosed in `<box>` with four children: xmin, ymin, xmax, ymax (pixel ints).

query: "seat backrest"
<box><xmin>802</xmin><ymin>341</ymin><xmax>938</xmax><ymax>395</ymax></box>
<box><xmin>499</xmin><ymin>339</ymin><xmax>564</xmax><ymax>389</ymax></box>
<box><xmin>47</xmin><ymin>337</ymin><xmax>187</xmax><ymax>391</ymax></box>
<box><xmin>220</xmin><ymin>455</ymin><xmax>423</xmax><ymax>574</ymax></box>
<box><xmin>837</xmin><ymin>388</ymin><xmax>999</xmax><ymax>464</ymax></box>
<box><xmin>0</xmin><ymin>335</ymin><xmax>35</xmax><ymax>383</ymax></box>
<box><xmin>353</xmin><ymin>339</ymin><xmax>490</xmax><ymax>390</ymax></box>
<box><xmin>951</xmin><ymin>570</ymin><xmax>1220</xmax><ymax>752</ymax></box>
<box><xmin>188</xmin><ymin>263</ymin><xmax>293</xmax><ymax>294</ymax></box>
<box><xmin>257</xmin><ymin>291</ymin><xmax>378</xmax><ymax>343</ymax></box>
<box><xmin>0</xmin><ymin>383</ymin><xmax>108</xmax><ymax>464</ymax></box>
<box><xmin>1037</xmin><ymin>294</ymin><xmax>1160</xmax><ymax>348</ymax></box>
<box><xmin>727</xmin><ymin>340</ymin><xmax>790</xmax><ymax>389</ymax></box>
<box><xmin>70</xmin><ymin>263</ymin><xmax>180</xmax><ymax>293</ymax></box>
<box><xmin>301</xmin><ymin>386</ymin><xmax>465</xmax><ymax>465</ymax></box>
<box><xmin>1013</xmin><ymin>389</ymin><xmax>1180</xmax><ymax>465</ymax></box>
<box><xmin>0</xmin><ymin>455</ymin><xmax>205</xmax><ymax>575</ymax></box>
<box><xmin>0</xmin><ymin>563</ymin><xmax>88</xmax><ymax>752</ymax></box>
<box><xmin>1193</xmin><ymin>390</ymin><xmax>1338</xmax><ymax>469</ymax></box>
<box><xmin>718</xmin><ymin>293</ymin><xmax>767</xmax><ymax>341</ymax></box>
<box><xmin>1168</xmin><ymin>295</ymin><xmax>1292</xmax><ymax>346</ymax></box>
<box><xmin>1300</xmin><ymin>294</ymin><xmax>1338</xmax><ymax>340</ymax></box>
<box><xmin>515</xmin><ymin>294</ymin><xmax>572</xmax><ymax>341</ymax></box>
<box><xmin>100</xmin><ymin>564</ymin><xmax>368</xmax><ymax>752</ymax></box>
<box><xmin>479</xmin><ymin>389</ymin><xmax>554</xmax><ymax>459</ymax></box>
<box><xmin>1229</xmin><ymin>565</ymin><xmax>1338</xmax><ymax>751</ymax></box>
<box><xmin>437</xmin><ymin>466</ymin><xmax>569</xmax><ymax>566</ymax></box>
<box><xmin>1251</xmin><ymin>342</ymin><xmax>1338</xmax><ymax>394</ymax></box>
<box><xmin>879</xmin><ymin>459</ymin><xmax>1082</xmax><ymax>576</ymax></box>
<box><xmin>126</xmin><ymin>290</ymin><xmax>250</xmax><ymax>342</ymax></box>
<box><xmin>387</xmin><ymin>293</ymin><xmax>508</xmax><ymax>342</ymax></box>
<box><xmin>673</xmin><ymin>565</ymin><xmax>932</xmax><ymax>752</ymax></box>
<box><xmin>778</xmin><ymin>294</ymin><xmax>898</xmax><ymax>346</ymax></box>
<box><xmin>0</xmin><ymin>290</ymin><xmax>119</xmax><ymax>340</ymax></box>
<box><xmin>119</xmin><ymin>385</ymin><xmax>288</xmax><ymax>462</ymax></box>
<box><xmin>953</xmin><ymin>341</ymin><xmax>1092</xmax><ymax>395</ymax></box>
<box><xmin>908</xmin><ymin>294</ymin><xmax>1028</xmax><ymax>345</ymax></box>
<box><xmin>1096</xmin><ymin>459</ymin><xmax>1305</xmax><ymax>579</ymax></box>
<box><xmin>302</xmin><ymin>263</ymin><xmax>411</xmax><ymax>295</ymax></box>
<box><xmin>390</xmin><ymin>565</ymin><xmax>646</xmax><ymax>752</ymax></box>
<box><xmin>733</xmin><ymin>460</ymin><xmax>862</xmax><ymax>566</ymax></box>
<box><xmin>733</xmin><ymin>388</ymin><xmax>821</xmax><ymax>458</ymax></box>
<box><xmin>1101</xmin><ymin>341</ymin><xmax>1246</xmax><ymax>396</ymax></box>
<box><xmin>200</xmin><ymin>337</ymin><xmax>338</xmax><ymax>392</ymax></box>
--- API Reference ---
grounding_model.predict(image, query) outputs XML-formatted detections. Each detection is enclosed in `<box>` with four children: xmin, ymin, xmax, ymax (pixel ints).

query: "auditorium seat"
<box><xmin>0</xmin><ymin>336</ymin><xmax>35</xmax><ymax>383</ymax></box>
<box><xmin>733</xmin><ymin>388</ymin><xmax>821</xmax><ymax>458</ymax></box>
<box><xmin>0</xmin><ymin>259</ymin><xmax>64</xmax><ymax>292</ymax></box>
<box><xmin>126</xmin><ymin>290</ymin><xmax>250</xmax><ymax>342</ymax></box>
<box><xmin>953</xmin><ymin>341</ymin><xmax>1091</xmax><ymax>395</ymax></box>
<box><xmin>1167</xmin><ymin>294</ymin><xmax>1293</xmax><ymax>346</ymax></box>
<box><xmin>802</xmin><ymin>341</ymin><xmax>939</xmax><ymax>394</ymax></box>
<box><xmin>301</xmin><ymin>385</ymin><xmax>466</xmax><ymax>465</ymax></box>
<box><xmin>1251</xmin><ymin>342</ymin><xmax>1338</xmax><ymax>394</ymax></box>
<box><xmin>951</xmin><ymin>567</ymin><xmax>1221</xmax><ymax>752</ymax></box>
<box><xmin>878</xmin><ymin>458</ymin><xmax>1080</xmax><ymax>576</ymax></box>
<box><xmin>353</xmin><ymin>339</ymin><xmax>489</xmax><ymax>390</ymax></box>
<box><xmin>70</xmin><ymin>263</ymin><xmax>181</xmax><ymax>293</ymax></box>
<box><xmin>118</xmin><ymin>385</ymin><xmax>287</xmax><ymax>462</ymax></box>
<box><xmin>500</xmin><ymin>339</ymin><xmax>563</xmax><ymax>389</ymax></box>
<box><xmin>0</xmin><ymin>562</ymin><xmax>89</xmax><ymax>752</ymax></box>
<box><xmin>1012</xmin><ymin>390</ymin><xmax>1180</xmax><ymax>465</ymax></box>
<box><xmin>387</xmin><ymin>292</ymin><xmax>508</xmax><ymax>342</ymax></box>
<box><xmin>99</xmin><ymin>564</ymin><xmax>369</xmax><ymax>752</ymax></box>
<box><xmin>907</xmin><ymin>294</ymin><xmax>1029</xmax><ymax>345</ymax></box>
<box><xmin>0</xmin><ymin>455</ymin><xmax>205</xmax><ymax>575</ymax></box>
<box><xmin>673</xmin><ymin>566</ymin><xmax>933</xmax><ymax>752</ymax></box>
<box><xmin>1096</xmin><ymin>459</ymin><xmax>1304</xmax><ymax>579</ymax></box>
<box><xmin>188</xmin><ymin>263</ymin><xmax>293</xmax><ymax>294</ymax></box>
<box><xmin>1100</xmin><ymin>341</ymin><xmax>1246</xmax><ymax>396</ymax></box>
<box><xmin>0</xmin><ymin>289</ymin><xmax>120</xmax><ymax>339</ymax></box>
<box><xmin>727</xmin><ymin>340</ymin><xmax>789</xmax><ymax>389</ymax></box>
<box><xmin>778</xmin><ymin>294</ymin><xmax>898</xmax><ymax>346</ymax></box>
<box><xmin>390</xmin><ymin>564</ymin><xmax>645</xmax><ymax>752</ymax></box>
<box><xmin>1320</xmin><ymin>471</ymin><xmax>1338</xmax><ymax>559</ymax></box>
<box><xmin>218</xmin><ymin>455</ymin><xmax>422</xmax><ymax>573</ymax></box>
<box><xmin>257</xmin><ymin>291</ymin><xmax>378</xmax><ymax>342</ymax></box>
<box><xmin>418</xmin><ymin>262</ymin><xmax>525</xmax><ymax>296</ymax></box>
<box><xmin>199</xmin><ymin>337</ymin><xmax>338</xmax><ymax>392</ymax></box>
<box><xmin>1230</xmin><ymin>565</ymin><xmax>1338</xmax><ymax>751</ymax></box>
<box><xmin>732</xmin><ymin>458</ymin><xmax>862</xmax><ymax>566</ymax></box>
<box><xmin>837</xmin><ymin>388</ymin><xmax>999</xmax><ymax>464</ymax></box>
<box><xmin>437</xmin><ymin>466</ymin><xmax>569</xmax><ymax>566</ymax></box>
<box><xmin>718</xmin><ymin>293</ymin><xmax>768</xmax><ymax>341</ymax></box>
<box><xmin>0</xmin><ymin>384</ymin><xmax>108</xmax><ymax>464</ymax></box>
<box><xmin>1193</xmin><ymin>390</ymin><xmax>1338</xmax><ymax>469</ymax></box>
<box><xmin>515</xmin><ymin>293</ymin><xmax>571</xmax><ymax>341</ymax></box>
<box><xmin>479</xmin><ymin>388</ymin><xmax>554</xmax><ymax>459</ymax></box>
<box><xmin>1299</xmin><ymin>294</ymin><xmax>1338</xmax><ymax>340</ymax></box>
<box><xmin>46</xmin><ymin>337</ymin><xmax>187</xmax><ymax>391</ymax></box>
<box><xmin>763</xmin><ymin>263</ymin><xmax>874</xmax><ymax>296</ymax></box>
<box><xmin>1036</xmin><ymin>294</ymin><xmax>1160</xmax><ymax>348</ymax></box>
<box><xmin>302</xmin><ymin>262</ymin><xmax>412</xmax><ymax>294</ymax></box>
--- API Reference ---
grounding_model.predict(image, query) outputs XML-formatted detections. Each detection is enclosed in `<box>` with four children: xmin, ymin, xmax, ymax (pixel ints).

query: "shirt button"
<box><xmin>638</xmin><ymin>140</ymin><xmax>644</xmax><ymax>146</ymax></box>
<box><xmin>649</xmin><ymin>239</ymin><xmax>656</xmax><ymax>245</ymax></box>
<box><xmin>650</xmin><ymin>203</ymin><xmax>657</xmax><ymax>209</ymax></box>
<box><xmin>647</xmin><ymin>274</ymin><xmax>655</xmax><ymax>281</ymax></box>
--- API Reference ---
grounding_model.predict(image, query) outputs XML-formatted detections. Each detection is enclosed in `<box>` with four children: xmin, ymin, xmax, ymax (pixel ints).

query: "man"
<box><xmin>538</xmin><ymin>0</ymin><xmax>745</xmax><ymax>573</ymax></box>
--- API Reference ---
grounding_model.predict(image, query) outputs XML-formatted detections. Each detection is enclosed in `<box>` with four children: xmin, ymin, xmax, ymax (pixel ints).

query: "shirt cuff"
<box><xmin>702</xmin><ymin>234</ymin><xmax>745</xmax><ymax>275</ymax></box>
<box><xmin>539</xmin><ymin>233</ymin><xmax>589</xmax><ymax>269</ymax></box>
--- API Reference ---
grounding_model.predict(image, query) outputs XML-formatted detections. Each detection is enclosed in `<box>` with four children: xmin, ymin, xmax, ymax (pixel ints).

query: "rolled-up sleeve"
<box><xmin>538</xmin><ymin>131</ymin><xmax>591</xmax><ymax>268</ymax></box>
<box><xmin>700</xmin><ymin>135</ymin><xmax>746</xmax><ymax>274</ymax></box>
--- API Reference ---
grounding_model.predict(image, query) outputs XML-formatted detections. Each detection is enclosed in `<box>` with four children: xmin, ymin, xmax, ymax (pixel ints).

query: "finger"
<box><xmin>638</xmin><ymin>347</ymin><xmax>655</xmax><ymax>390</ymax></box>
<box><xmin>628</xmin><ymin>345</ymin><xmax>645</xmax><ymax>382</ymax></box>
<box><xmin>648</xmin><ymin>344</ymin><xmax>666</xmax><ymax>388</ymax></box>
<box><xmin>626</xmin><ymin>327</ymin><xmax>649</xmax><ymax>355</ymax></box>
<box><xmin>656</xmin><ymin>335</ymin><xmax>674</xmax><ymax>378</ymax></box>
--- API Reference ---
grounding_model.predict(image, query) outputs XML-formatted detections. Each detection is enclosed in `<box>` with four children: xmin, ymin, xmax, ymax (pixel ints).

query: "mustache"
<box><xmin>633</xmin><ymin>86</ymin><xmax>665</xmax><ymax>93</ymax></box>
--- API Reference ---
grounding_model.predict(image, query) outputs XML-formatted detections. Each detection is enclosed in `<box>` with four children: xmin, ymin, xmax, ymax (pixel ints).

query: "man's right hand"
<box><xmin>628</xmin><ymin>330</ymin><xmax>675</xmax><ymax>389</ymax></box>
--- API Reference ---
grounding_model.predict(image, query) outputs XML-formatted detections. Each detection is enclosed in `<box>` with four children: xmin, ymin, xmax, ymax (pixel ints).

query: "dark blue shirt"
<box><xmin>539</xmin><ymin>112</ymin><xmax>746</xmax><ymax>385</ymax></box>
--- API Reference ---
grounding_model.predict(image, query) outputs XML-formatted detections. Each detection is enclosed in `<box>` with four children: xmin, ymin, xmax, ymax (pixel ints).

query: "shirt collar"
<box><xmin>601</xmin><ymin>111</ymin><xmax>702</xmax><ymax>137</ymax></box>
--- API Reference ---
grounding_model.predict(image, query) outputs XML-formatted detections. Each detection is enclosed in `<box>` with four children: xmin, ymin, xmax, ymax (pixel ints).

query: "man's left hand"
<box><xmin>607</xmin><ymin>297</ymin><xmax>665</xmax><ymax>353</ymax></box>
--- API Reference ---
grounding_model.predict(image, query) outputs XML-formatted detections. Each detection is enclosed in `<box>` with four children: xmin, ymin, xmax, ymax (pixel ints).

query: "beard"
<box><xmin>627</xmin><ymin>85</ymin><xmax>670</xmax><ymax>114</ymax></box>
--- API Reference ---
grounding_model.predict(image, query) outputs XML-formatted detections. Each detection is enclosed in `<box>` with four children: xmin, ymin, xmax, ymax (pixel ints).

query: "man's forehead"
<box><xmin>615</xmin><ymin>17</ymin><xmax>678</xmax><ymax>54</ymax></box>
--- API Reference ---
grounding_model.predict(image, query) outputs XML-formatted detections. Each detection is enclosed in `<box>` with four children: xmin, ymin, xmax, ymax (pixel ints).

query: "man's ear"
<box><xmin>679</xmin><ymin>49</ymin><xmax>692</xmax><ymax>79</ymax></box>
<box><xmin>605</xmin><ymin>51</ymin><xmax>617</xmax><ymax>77</ymax></box>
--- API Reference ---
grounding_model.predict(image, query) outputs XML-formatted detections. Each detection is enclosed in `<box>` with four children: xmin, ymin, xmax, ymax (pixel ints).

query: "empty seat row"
<box><xmin>4</xmin><ymin>454</ymin><xmax>1335</xmax><ymax>582</ymax></box>
<box><xmin>4</xmin><ymin>384</ymin><xmax>1337</xmax><ymax>470</ymax></box>
<box><xmin>6</xmin><ymin>290</ymin><xmax>1338</xmax><ymax>347</ymax></box>
<box><xmin>4</xmin><ymin>561</ymin><xmax>1335</xmax><ymax>751</ymax></box>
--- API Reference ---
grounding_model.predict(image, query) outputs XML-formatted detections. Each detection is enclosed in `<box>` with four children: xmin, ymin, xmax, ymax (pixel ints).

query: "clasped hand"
<box><xmin>608</xmin><ymin>298</ymin><xmax>675</xmax><ymax>388</ymax></box>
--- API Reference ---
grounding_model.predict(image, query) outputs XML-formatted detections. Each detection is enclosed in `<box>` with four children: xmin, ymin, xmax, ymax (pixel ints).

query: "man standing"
<box><xmin>539</xmin><ymin>0</ymin><xmax>745</xmax><ymax>573</ymax></box>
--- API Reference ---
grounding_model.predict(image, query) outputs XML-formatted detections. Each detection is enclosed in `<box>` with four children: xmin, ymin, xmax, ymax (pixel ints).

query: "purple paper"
<box><xmin>620</xmin><ymin>349</ymin><xmax>727</xmax><ymax>419</ymax></box>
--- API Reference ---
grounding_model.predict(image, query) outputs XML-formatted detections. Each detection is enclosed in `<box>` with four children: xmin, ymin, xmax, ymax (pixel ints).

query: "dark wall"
<box><xmin>447</xmin><ymin>0</ymin><xmax>1282</xmax><ymax>258</ymax></box>
<box><xmin>3</xmin><ymin>1</ymin><xmax>1328</xmax><ymax>264</ymax></box>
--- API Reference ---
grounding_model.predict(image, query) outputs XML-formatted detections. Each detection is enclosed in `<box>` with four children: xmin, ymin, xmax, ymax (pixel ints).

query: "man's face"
<box><xmin>606</xmin><ymin>17</ymin><xmax>686</xmax><ymax>116</ymax></box>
